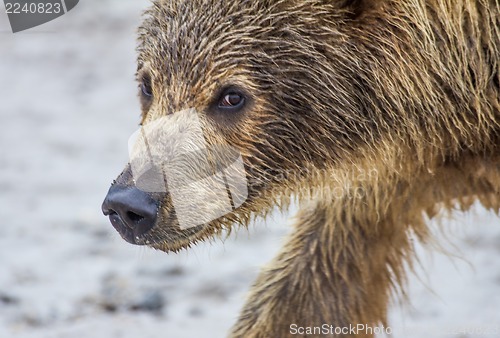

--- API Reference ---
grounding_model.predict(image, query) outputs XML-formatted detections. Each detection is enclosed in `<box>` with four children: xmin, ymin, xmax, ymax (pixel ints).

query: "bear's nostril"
<box><xmin>127</xmin><ymin>211</ymin><xmax>145</xmax><ymax>223</ymax></box>
<box><xmin>101</xmin><ymin>185</ymin><xmax>159</xmax><ymax>242</ymax></box>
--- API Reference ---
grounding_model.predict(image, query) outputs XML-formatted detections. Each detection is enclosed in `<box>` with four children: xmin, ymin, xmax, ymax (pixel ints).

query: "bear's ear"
<box><xmin>334</xmin><ymin>0</ymin><xmax>376</xmax><ymax>19</ymax></box>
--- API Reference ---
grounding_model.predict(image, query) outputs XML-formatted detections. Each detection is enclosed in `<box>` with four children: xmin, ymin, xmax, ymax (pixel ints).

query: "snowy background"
<box><xmin>0</xmin><ymin>1</ymin><xmax>499</xmax><ymax>337</ymax></box>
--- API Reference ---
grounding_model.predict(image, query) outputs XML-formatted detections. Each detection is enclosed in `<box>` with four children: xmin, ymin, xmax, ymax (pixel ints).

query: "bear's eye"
<box><xmin>218</xmin><ymin>91</ymin><xmax>245</xmax><ymax>110</ymax></box>
<box><xmin>141</xmin><ymin>75</ymin><xmax>153</xmax><ymax>98</ymax></box>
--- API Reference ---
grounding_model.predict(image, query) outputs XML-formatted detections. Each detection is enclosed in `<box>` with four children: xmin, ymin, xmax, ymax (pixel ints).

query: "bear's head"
<box><xmin>102</xmin><ymin>0</ymin><xmax>387</xmax><ymax>251</ymax></box>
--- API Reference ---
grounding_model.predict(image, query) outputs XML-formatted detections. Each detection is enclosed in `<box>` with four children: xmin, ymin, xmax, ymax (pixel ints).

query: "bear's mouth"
<box><xmin>148</xmin><ymin>222</ymin><xmax>223</xmax><ymax>253</ymax></box>
<box><xmin>145</xmin><ymin>224</ymin><xmax>220</xmax><ymax>253</ymax></box>
<box><xmin>101</xmin><ymin>177</ymin><xmax>223</xmax><ymax>252</ymax></box>
<box><xmin>104</xmin><ymin>205</ymin><xmax>211</xmax><ymax>251</ymax></box>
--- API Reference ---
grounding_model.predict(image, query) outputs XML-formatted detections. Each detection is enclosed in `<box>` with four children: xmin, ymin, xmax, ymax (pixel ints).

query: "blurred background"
<box><xmin>0</xmin><ymin>1</ymin><xmax>499</xmax><ymax>337</ymax></box>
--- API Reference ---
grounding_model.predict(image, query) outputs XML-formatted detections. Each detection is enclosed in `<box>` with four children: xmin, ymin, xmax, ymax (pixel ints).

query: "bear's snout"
<box><xmin>102</xmin><ymin>184</ymin><xmax>159</xmax><ymax>244</ymax></box>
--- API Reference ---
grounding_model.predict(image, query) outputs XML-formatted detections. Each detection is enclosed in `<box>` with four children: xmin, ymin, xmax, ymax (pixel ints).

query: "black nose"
<box><xmin>102</xmin><ymin>185</ymin><xmax>159</xmax><ymax>244</ymax></box>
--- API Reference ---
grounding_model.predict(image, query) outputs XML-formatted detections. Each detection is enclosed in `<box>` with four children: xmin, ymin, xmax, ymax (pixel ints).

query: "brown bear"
<box><xmin>102</xmin><ymin>0</ymin><xmax>500</xmax><ymax>337</ymax></box>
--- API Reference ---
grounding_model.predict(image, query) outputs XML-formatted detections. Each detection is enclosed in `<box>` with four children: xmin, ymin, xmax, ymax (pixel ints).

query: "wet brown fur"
<box><xmin>115</xmin><ymin>0</ymin><xmax>500</xmax><ymax>336</ymax></box>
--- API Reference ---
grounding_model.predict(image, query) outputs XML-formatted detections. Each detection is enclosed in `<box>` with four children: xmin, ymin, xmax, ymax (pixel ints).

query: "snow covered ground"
<box><xmin>0</xmin><ymin>1</ymin><xmax>499</xmax><ymax>337</ymax></box>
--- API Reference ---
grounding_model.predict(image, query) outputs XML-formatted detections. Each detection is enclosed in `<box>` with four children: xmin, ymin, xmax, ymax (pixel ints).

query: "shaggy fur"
<box><xmin>107</xmin><ymin>0</ymin><xmax>499</xmax><ymax>336</ymax></box>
